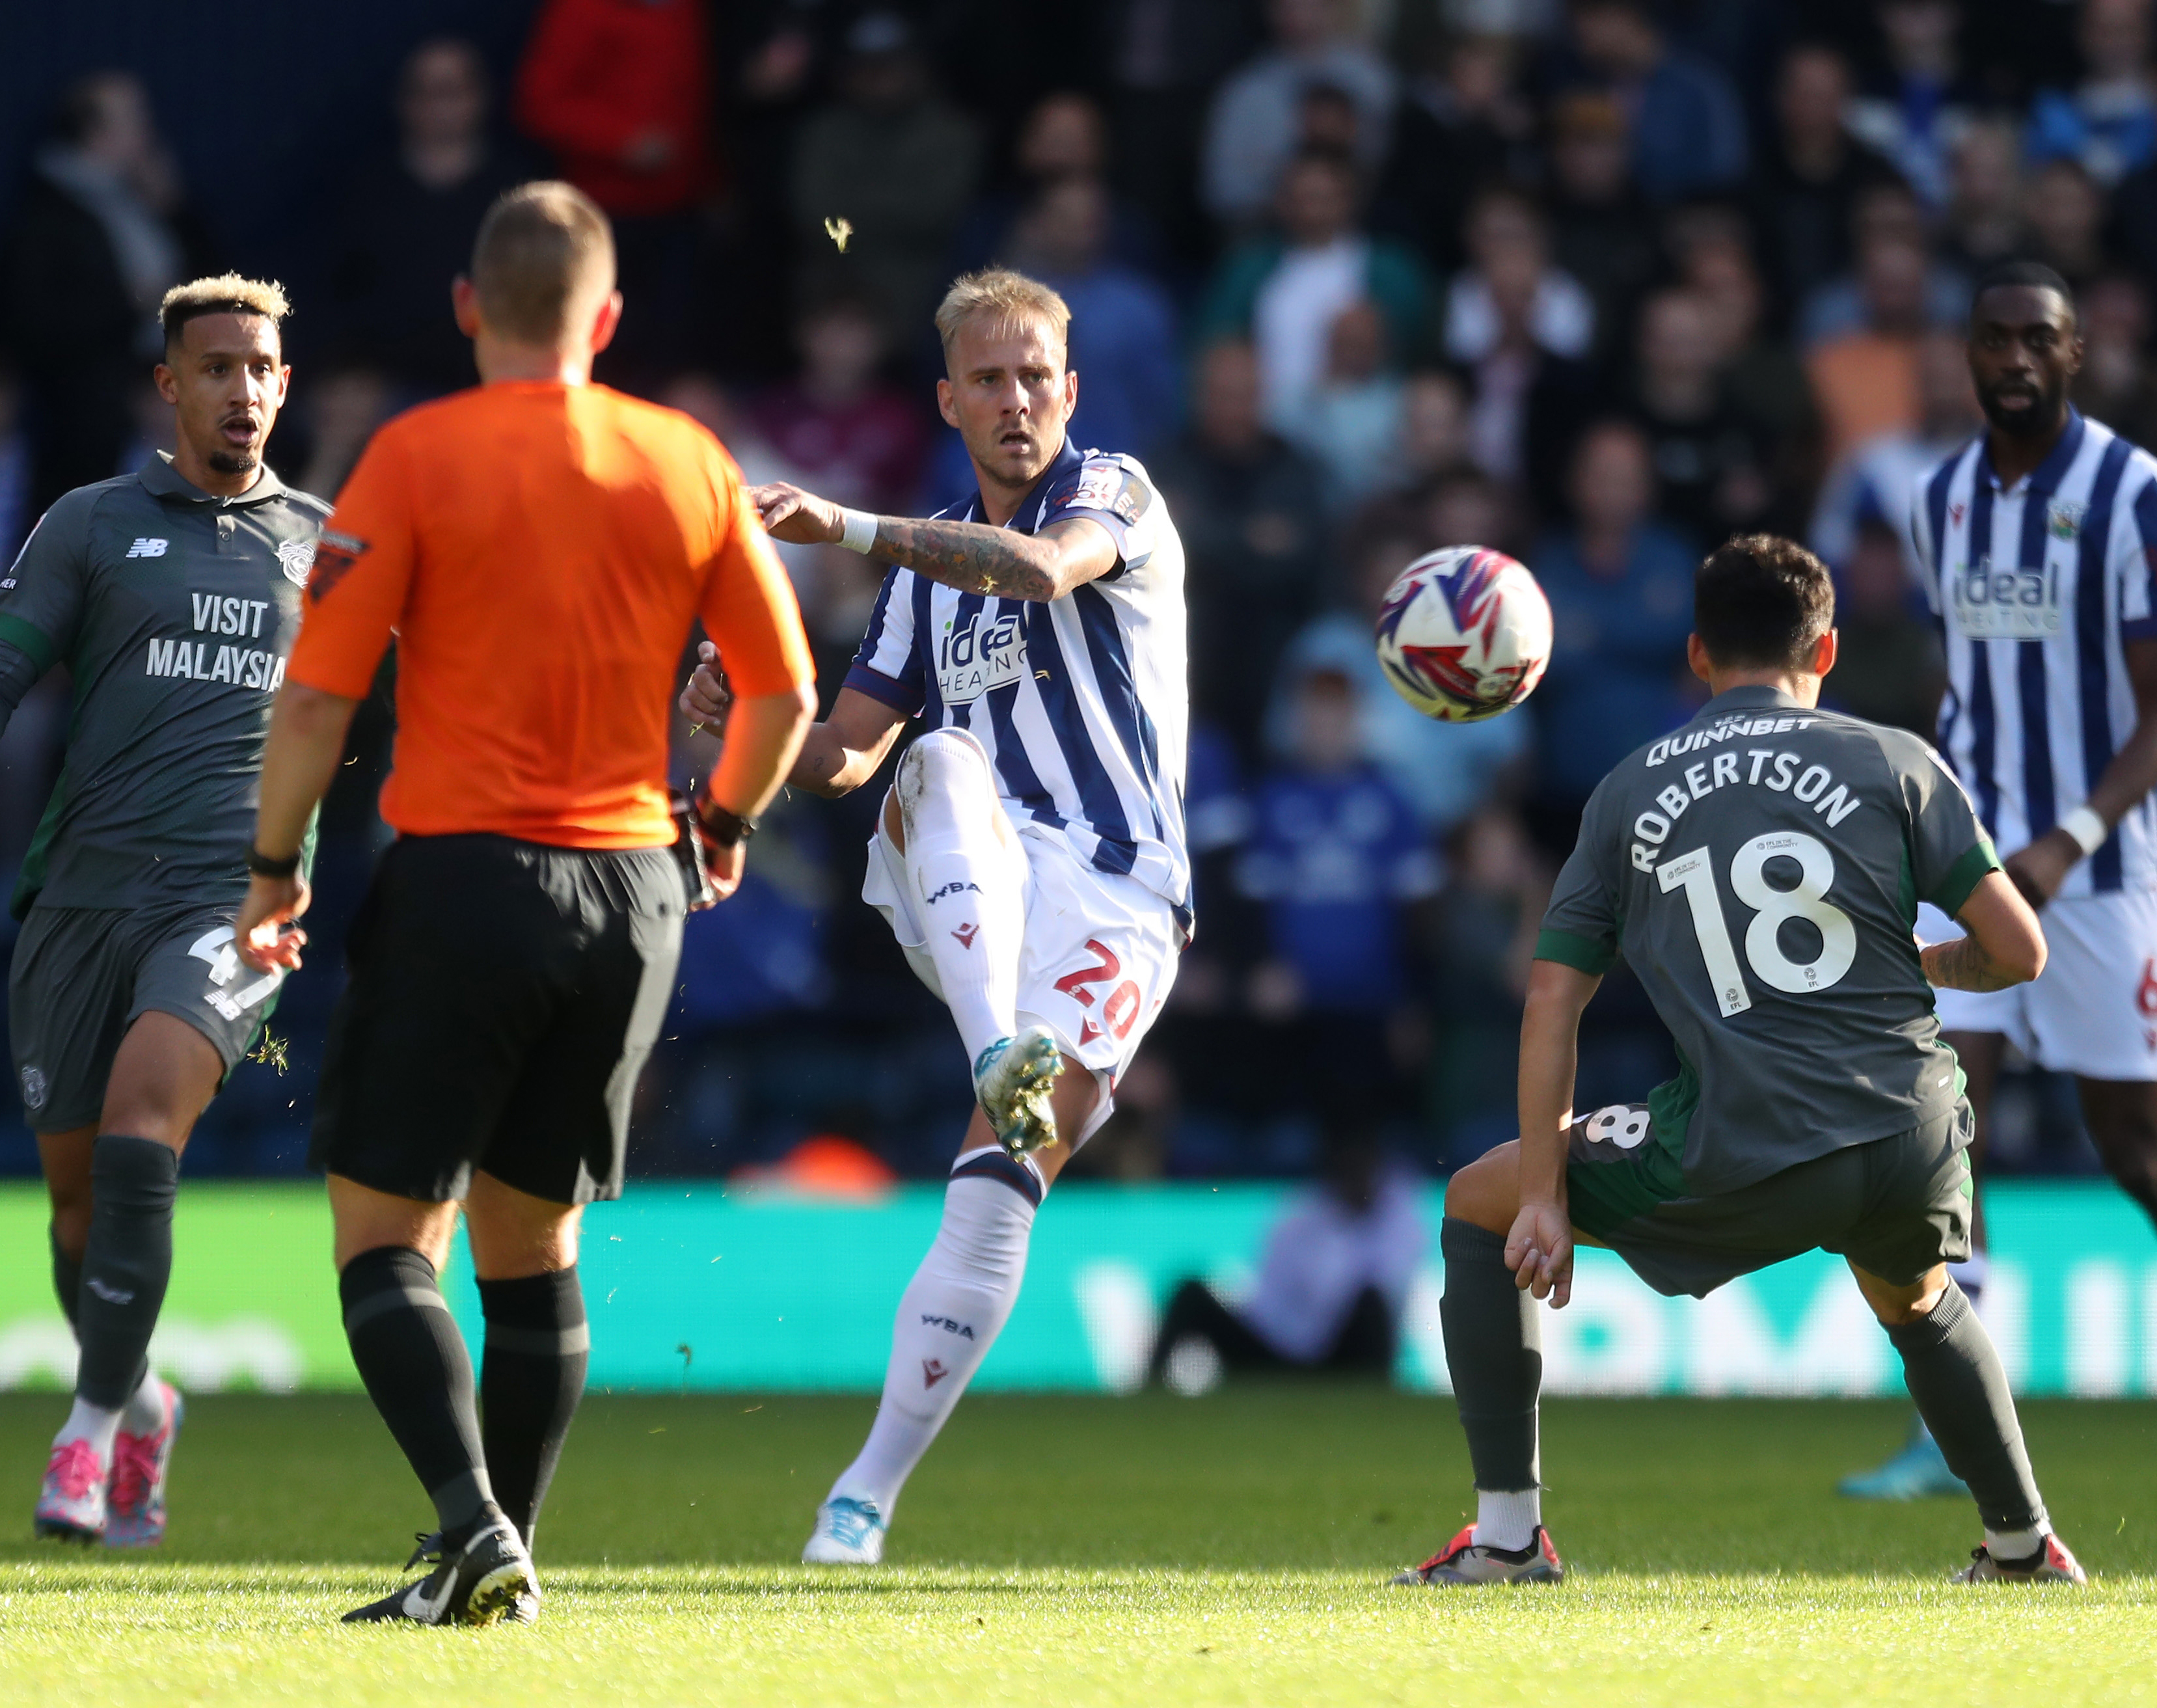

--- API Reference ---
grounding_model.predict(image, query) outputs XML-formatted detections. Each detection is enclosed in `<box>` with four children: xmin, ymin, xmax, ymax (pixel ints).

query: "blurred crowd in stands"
<box><xmin>0</xmin><ymin>0</ymin><xmax>2148</xmax><ymax>1184</ymax></box>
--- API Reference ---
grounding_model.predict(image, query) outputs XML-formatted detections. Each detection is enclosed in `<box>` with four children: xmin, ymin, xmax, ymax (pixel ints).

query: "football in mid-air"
<box><xmin>1373</xmin><ymin>545</ymin><xmax>1553</xmax><ymax>722</ymax></box>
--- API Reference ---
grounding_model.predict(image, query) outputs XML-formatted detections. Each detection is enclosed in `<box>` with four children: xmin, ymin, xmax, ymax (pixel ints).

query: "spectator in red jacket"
<box><xmin>515</xmin><ymin>0</ymin><xmax>716</xmax><ymax>377</ymax></box>
<box><xmin>515</xmin><ymin>0</ymin><xmax>714</xmax><ymax>217</ymax></box>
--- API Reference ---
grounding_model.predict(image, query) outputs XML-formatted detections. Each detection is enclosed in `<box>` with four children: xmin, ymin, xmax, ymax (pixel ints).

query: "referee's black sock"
<box><xmin>478</xmin><ymin>1267</ymin><xmax>590</xmax><ymax>1549</ymax></box>
<box><xmin>1886</xmin><ymin>1279</ymin><xmax>2048</xmax><ymax>1536</ymax></box>
<box><xmin>1440</xmin><ymin>1217</ymin><xmax>1543</xmax><ymax>1495</ymax></box>
<box><xmin>50</xmin><ymin>1223</ymin><xmax>81</xmax><ymax>1333</ymax></box>
<box><xmin>340</xmin><ymin>1245</ymin><xmax>500</xmax><ymax>1542</ymax></box>
<box><xmin>74</xmin><ymin>1137</ymin><xmax>177</xmax><ymax>1410</ymax></box>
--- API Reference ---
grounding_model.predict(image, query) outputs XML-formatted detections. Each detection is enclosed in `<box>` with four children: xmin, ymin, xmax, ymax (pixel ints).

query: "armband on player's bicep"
<box><xmin>1533</xmin><ymin>927</ymin><xmax>1618</xmax><ymax>977</ymax></box>
<box><xmin>1927</xmin><ymin>840</ymin><xmax>2004</xmax><ymax>919</ymax></box>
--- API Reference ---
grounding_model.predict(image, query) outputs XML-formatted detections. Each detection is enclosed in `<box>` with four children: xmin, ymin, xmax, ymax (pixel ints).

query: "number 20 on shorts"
<box><xmin>1659</xmin><ymin>832</ymin><xmax>1857</xmax><ymax>1017</ymax></box>
<box><xmin>1053</xmin><ymin>940</ymin><xmax>1143</xmax><ymax>1040</ymax></box>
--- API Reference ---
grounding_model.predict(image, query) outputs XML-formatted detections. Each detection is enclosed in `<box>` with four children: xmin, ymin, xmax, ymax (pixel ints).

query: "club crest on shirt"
<box><xmin>276</xmin><ymin>539</ymin><xmax>316</xmax><ymax>587</ymax></box>
<box><xmin>2048</xmin><ymin>498</ymin><xmax>2087</xmax><ymax>543</ymax></box>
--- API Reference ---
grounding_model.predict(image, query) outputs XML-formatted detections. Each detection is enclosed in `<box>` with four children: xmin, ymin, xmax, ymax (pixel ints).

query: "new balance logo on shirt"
<box><xmin>125</xmin><ymin>538</ymin><xmax>169</xmax><ymax>558</ymax></box>
<box><xmin>1914</xmin><ymin>409</ymin><xmax>2157</xmax><ymax>895</ymax></box>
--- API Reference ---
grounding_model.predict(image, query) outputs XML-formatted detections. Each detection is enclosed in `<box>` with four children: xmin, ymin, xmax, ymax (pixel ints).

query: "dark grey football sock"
<box><xmin>340</xmin><ymin>1245</ymin><xmax>500</xmax><ymax>1540</ymax></box>
<box><xmin>50</xmin><ymin>1223</ymin><xmax>81</xmax><ymax>1333</ymax></box>
<box><xmin>478</xmin><ymin>1266</ymin><xmax>590</xmax><ymax>1549</ymax></box>
<box><xmin>1440</xmin><ymin>1217</ymin><xmax>1542</xmax><ymax>1491</ymax></box>
<box><xmin>74</xmin><ymin>1137</ymin><xmax>178</xmax><ymax>1409</ymax></box>
<box><xmin>1886</xmin><ymin>1280</ymin><xmax>2046</xmax><ymax>1533</ymax></box>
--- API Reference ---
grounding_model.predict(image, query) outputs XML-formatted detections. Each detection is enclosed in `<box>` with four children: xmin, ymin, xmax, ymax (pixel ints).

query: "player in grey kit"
<box><xmin>1393</xmin><ymin>535</ymin><xmax>2088</xmax><ymax>1588</ymax></box>
<box><xmin>0</xmin><ymin>276</ymin><xmax>325</xmax><ymax>1544</ymax></box>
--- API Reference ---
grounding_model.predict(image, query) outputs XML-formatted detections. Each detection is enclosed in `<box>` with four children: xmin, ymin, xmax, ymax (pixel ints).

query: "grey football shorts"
<box><xmin>1562</xmin><ymin>1099</ymin><xmax>1975</xmax><ymax>1299</ymax></box>
<box><xmin>8</xmin><ymin>900</ymin><xmax>285</xmax><ymax>1132</ymax></box>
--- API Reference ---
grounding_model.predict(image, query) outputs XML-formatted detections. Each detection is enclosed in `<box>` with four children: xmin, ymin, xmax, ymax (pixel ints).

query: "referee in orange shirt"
<box><xmin>234</xmin><ymin>183</ymin><xmax>815</xmax><ymax>1626</ymax></box>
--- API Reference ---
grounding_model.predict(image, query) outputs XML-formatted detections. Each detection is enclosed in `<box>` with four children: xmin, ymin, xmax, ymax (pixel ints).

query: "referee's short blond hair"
<box><xmin>470</xmin><ymin>181</ymin><xmax>616</xmax><ymax>346</ymax></box>
<box><xmin>159</xmin><ymin>275</ymin><xmax>290</xmax><ymax>352</ymax></box>
<box><xmin>933</xmin><ymin>269</ymin><xmax>1071</xmax><ymax>367</ymax></box>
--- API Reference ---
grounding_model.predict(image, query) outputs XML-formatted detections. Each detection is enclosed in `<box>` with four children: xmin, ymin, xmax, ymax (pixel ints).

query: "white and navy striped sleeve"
<box><xmin>843</xmin><ymin>564</ymin><xmax>926</xmax><ymax>715</ymax></box>
<box><xmin>1038</xmin><ymin>452</ymin><xmax>1160</xmax><ymax>578</ymax></box>
<box><xmin>1909</xmin><ymin>447</ymin><xmax>1959</xmax><ymax>616</ymax></box>
<box><xmin>2120</xmin><ymin>455</ymin><xmax>2157</xmax><ymax>643</ymax></box>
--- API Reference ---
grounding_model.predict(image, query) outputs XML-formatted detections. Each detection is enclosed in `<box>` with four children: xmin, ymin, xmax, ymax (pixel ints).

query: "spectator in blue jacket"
<box><xmin>1238</xmin><ymin>662</ymin><xmax>1441</xmax><ymax>1021</ymax></box>
<box><xmin>1529</xmin><ymin>418</ymin><xmax>1698</xmax><ymax>809</ymax></box>
<box><xmin>1566</xmin><ymin>0</ymin><xmax>1747</xmax><ymax>205</ymax></box>
<box><xmin>1002</xmin><ymin>174</ymin><xmax>1180</xmax><ymax>459</ymax></box>
<box><xmin>2028</xmin><ymin>0</ymin><xmax>2157</xmax><ymax>189</ymax></box>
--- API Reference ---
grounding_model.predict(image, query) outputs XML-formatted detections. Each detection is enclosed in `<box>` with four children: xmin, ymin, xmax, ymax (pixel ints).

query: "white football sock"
<box><xmin>828</xmin><ymin>1165</ymin><xmax>1039</xmax><ymax>1516</ymax></box>
<box><xmin>897</xmin><ymin>729</ymin><xmax>1025</xmax><ymax>1068</ymax></box>
<box><xmin>120</xmin><ymin>1368</ymin><xmax>167</xmax><ymax>1435</ymax></box>
<box><xmin>1472</xmin><ymin>1486</ymin><xmax>1541</xmax><ymax>1553</ymax></box>
<box><xmin>55</xmin><ymin>1394</ymin><xmax>122</xmax><ymax>1460</ymax></box>
<box><xmin>1984</xmin><ymin>1524</ymin><xmax>2046</xmax><ymax>1561</ymax></box>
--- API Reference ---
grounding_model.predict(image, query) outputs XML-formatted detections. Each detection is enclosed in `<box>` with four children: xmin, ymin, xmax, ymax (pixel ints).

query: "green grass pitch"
<box><xmin>0</xmin><ymin>1388</ymin><xmax>2149</xmax><ymax>1704</ymax></box>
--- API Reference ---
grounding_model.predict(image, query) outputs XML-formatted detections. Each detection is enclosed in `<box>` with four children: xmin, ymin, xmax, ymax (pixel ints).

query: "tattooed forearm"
<box><xmin>1921</xmin><ymin>934</ymin><xmax>2023</xmax><ymax>992</ymax></box>
<box><xmin>871</xmin><ymin>517</ymin><xmax>1064</xmax><ymax>602</ymax></box>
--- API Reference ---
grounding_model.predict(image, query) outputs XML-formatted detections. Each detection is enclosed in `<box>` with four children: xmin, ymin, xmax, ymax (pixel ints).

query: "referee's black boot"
<box><xmin>343</xmin><ymin>1515</ymin><xmax>538</xmax><ymax>1627</ymax></box>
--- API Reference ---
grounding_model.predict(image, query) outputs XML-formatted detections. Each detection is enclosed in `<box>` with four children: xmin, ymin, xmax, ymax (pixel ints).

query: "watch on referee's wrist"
<box><xmin>694</xmin><ymin>797</ymin><xmax>758</xmax><ymax>850</ymax></box>
<box><xmin>247</xmin><ymin>845</ymin><xmax>301</xmax><ymax>879</ymax></box>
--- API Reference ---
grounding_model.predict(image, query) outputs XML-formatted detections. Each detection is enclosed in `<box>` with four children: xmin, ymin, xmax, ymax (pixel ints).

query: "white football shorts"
<box><xmin>1918</xmin><ymin>887</ymin><xmax>2157</xmax><ymax>1081</ymax></box>
<box><xmin>862</xmin><ymin>813</ymin><xmax>1182</xmax><ymax>1146</ymax></box>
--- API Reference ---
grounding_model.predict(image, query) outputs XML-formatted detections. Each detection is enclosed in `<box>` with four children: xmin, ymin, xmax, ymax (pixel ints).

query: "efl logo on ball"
<box><xmin>1373</xmin><ymin>545</ymin><xmax>1553</xmax><ymax>723</ymax></box>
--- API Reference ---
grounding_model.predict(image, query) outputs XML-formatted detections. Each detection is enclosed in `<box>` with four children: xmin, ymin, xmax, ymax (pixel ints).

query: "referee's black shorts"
<box><xmin>310</xmin><ymin>833</ymin><xmax>685</xmax><ymax>1205</ymax></box>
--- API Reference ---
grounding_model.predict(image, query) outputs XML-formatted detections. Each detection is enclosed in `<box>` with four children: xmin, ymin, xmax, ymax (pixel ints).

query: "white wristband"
<box><xmin>837</xmin><ymin>508</ymin><xmax>878</xmax><ymax>554</ymax></box>
<box><xmin>2059</xmin><ymin>804</ymin><xmax>2109</xmax><ymax>857</ymax></box>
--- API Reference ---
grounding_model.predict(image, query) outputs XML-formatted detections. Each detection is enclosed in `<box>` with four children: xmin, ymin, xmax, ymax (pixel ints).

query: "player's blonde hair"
<box><xmin>932</xmin><ymin>269</ymin><xmax>1071</xmax><ymax>366</ymax></box>
<box><xmin>159</xmin><ymin>274</ymin><xmax>291</xmax><ymax>349</ymax></box>
<box><xmin>470</xmin><ymin>180</ymin><xmax>617</xmax><ymax>346</ymax></box>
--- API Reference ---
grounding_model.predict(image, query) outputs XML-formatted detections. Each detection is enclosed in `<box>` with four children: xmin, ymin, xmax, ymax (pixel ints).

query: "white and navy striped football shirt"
<box><xmin>845</xmin><ymin>439</ymin><xmax>1191</xmax><ymax>920</ymax></box>
<box><xmin>1911</xmin><ymin>408</ymin><xmax>2157</xmax><ymax>895</ymax></box>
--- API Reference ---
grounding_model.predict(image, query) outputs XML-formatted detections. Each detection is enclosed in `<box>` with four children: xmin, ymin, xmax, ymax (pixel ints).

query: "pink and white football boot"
<box><xmin>33</xmin><ymin>1437</ymin><xmax>107</xmax><ymax>1543</ymax></box>
<box><xmin>105</xmin><ymin>1381</ymin><xmax>183</xmax><ymax>1549</ymax></box>
<box><xmin>1953</xmin><ymin>1532</ymin><xmax>2087</xmax><ymax>1584</ymax></box>
<box><xmin>1391</xmin><ymin>1523</ymin><xmax>1566</xmax><ymax>1586</ymax></box>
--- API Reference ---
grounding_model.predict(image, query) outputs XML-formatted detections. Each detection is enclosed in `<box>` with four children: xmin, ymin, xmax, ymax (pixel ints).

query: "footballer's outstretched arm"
<box><xmin>2007</xmin><ymin>638</ymin><xmax>2157</xmax><ymax>906</ymax></box>
<box><xmin>751</xmin><ymin>480</ymin><xmax>1119</xmax><ymax>603</ymax></box>
<box><xmin>1924</xmin><ymin>870</ymin><xmax>2048</xmax><ymax>992</ymax></box>
<box><xmin>681</xmin><ymin>645</ymin><xmax>907</xmax><ymax>799</ymax></box>
<box><xmin>1510</xmin><ymin>958</ymin><xmax>1602</xmax><ymax>1308</ymax></box>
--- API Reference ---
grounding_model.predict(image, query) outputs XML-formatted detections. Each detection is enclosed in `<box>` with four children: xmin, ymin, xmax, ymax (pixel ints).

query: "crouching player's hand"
<box><xmin>1505</xmin><ymin>1200</ymin><xmax>1574</xmax><ymax>1308</ymax></box>
<box><xmin>679</xmin><ymin>639</ymin><xmax>731</xmax><ymax>731</ymax></box>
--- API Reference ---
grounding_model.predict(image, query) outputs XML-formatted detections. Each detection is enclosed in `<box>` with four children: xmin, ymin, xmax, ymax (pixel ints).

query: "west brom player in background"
<box><xmin>0</xmin><ymin>277</ymin><xmax>325</xmax><ymax>1543</ymax></box>
<box><xmin>1847</xmin><ymin>260</ymin><xmax>2157</xmax><ymax>1500</ymax></box>
<box><xmin>683</xmin><ymin>269</ymin><xmax>1187</xmax><ymax>1566</ymax></box>
<box><xmin>1400</xmin><ymin>536</ymin><xmax>2084</xmax><ymax>1588</ymax></box>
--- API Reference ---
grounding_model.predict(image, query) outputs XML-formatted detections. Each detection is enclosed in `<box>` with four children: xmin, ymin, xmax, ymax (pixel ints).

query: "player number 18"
<box><xmin>1657</xmin><ymin>832</ymin><xmax>1857</xmax><ymax>1018</ymax></box>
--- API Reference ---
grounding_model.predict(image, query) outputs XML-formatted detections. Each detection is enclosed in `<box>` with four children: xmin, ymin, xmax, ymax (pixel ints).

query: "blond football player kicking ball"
<box><xmin>683</xmin><ymin>269</ymin><xmax>1187</xmax><ymax>1565</ymax></box>
<box><xmin>1396</xmin><ymin>536</ymin><xmax>2087</xmax><ymax>1588</ymax></box>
